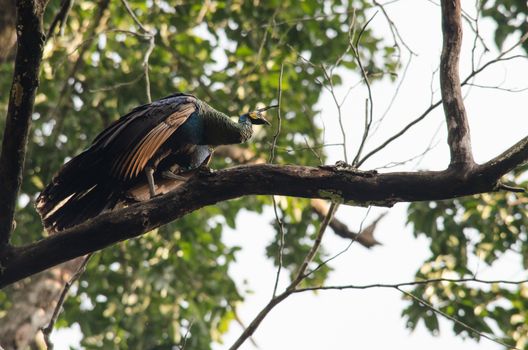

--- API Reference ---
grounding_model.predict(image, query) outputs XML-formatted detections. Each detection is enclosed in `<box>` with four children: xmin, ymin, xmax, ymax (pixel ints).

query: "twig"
<box><xmin>268</xmin><ymin>64</ymin><xmax>284</xmax><ymax>164</ymax></box>
<box><xmin>229</xmin><ymin>202</ymin><xmax>337</xmax><ymax>349</ymax></box>
<box><xmin>89</xmin><ymin>72</ymin><xmax>145</xmax><ymax>92</ymax></box>
<box><xmin>356</xmin><ymin>12</ymin><xmax>528</xmax><ymax>168</ymax></box>
<box><xmin>306</xmin><ymin>207</ymin><xmax>372</xmax><ymax>278</ymax></box>
<box><xmin>294</xmin><ymin>276</ymin><xmax>528</xmax><ymax>292</ymax></box>
<box><xmin>120</xmin><ymin>0</ymin><xmax>155</xmax><ymax>103</ymax></box>
<box><xmin>44</xmin><ymin>0</ymin><xmax>110</xmax><ymax>153</ymax></box>
<box><xmin>373</xmin><ymin>0</ymin><xmax>417</xmax><ymax>56</ymax></box>
<box><xmin>368</xmin><ymin>53</ymin><xmax>413</xmax><ymax>141</ymax></box>
<box><xmin>47</xmin><ymin>0</ymin><xmax>75</xmax><ymax>40</ymax></box>
<box><xmin>294</xmin><ymin>275</ymin><xmax>524</xmax><ymax>349</ymax></box>
<box><xmin>356</xmin><ymin>100</ymin><xmax>442</xmax><ymax>167</ymax></box>
<box><xmin>497</xmin><ymin>183</ymin><xmax>526</xmax><ymax>193</ymax></box>
<box><xmin>464</xmin><ymin>82</ymin><xmax>528</xmax><ymax>93</ymax></box>
<box><xmin>351</xmin><ymin>13</ymin><xmax>377</xmax><ymax>166</ymax></box>
<box><xmin>399</xmin><ymin>288</ymin><xmax>519</xmax><ymax>350</ymax></box>
<box><xmin>232</xmin><ymin>307</ymin><xmax>260</xmax><ymax>348</ymax></box>
<box><xmin>271</xmin><ymin>64</ymin><xmax>285</xmax><ymax>298</ymax></box>
<box><xmin>177</xmin><ymin>320</ymin><xmax>194</xmax><ymax>350</ymax></box>
<box><xmin>376</xmin><ymin>122</ymin><xmax>443</xmax><ymax>170</ymax></box>
<box><xmin>42</xmin><ymin>253</ymin><xmax>93</xmax><ymax>349</ymax></box>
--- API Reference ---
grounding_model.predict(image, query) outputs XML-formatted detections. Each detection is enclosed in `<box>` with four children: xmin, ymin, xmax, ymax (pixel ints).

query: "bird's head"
<box><xmin>240</xmin><ymin>105</ymin><xmax>278</xmax><ymax>126</ymax></box>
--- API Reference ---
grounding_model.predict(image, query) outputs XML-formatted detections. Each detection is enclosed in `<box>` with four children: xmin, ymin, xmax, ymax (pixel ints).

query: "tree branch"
<box><xmin>440</xmin><ymin>0</ymin><xmax>475</xmax><ymax>169</ymax></box>
<box><xmin>311</xmin><ymin>199</ymin><xmax>382</xmax><ymax>248</ymax></box>
<box><xmin>0</xmin><ymin>0</ymin><xmax>48</xmax><ymax>249</ymax></box>
<box><xmin>1</xmin><ymin>141</ymin><xmax>527</xmax><ymax>288</ymax></box>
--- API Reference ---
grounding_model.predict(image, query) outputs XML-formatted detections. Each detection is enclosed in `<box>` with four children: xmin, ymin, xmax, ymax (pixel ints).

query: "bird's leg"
<box><xmin>161</xmin><ymin>170</ymin><xmax>187</xmax><ymax>181</ymax></box>
<box><xmin>145</xmin><ymin>166</ymin><xmax>156</xmax><ymax>198</ymax></box>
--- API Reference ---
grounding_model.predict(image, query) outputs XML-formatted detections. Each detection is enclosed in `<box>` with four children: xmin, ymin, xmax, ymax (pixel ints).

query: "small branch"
<box><xmin>295</xmin><ymin>276</ymin><xmax>526</xmax><ymax>350</ymax></box>
<box><xmin>497</xmin><ymin>183</ymin><xmax>526</xmax><ymax>193</ymax></box>
<box><xmin>351</xmin><ymin>13</ymin><xmax>377</xmax><ymax>167</ymax></box>
<box><xmin>440</xmin><ymin>0</ymin><xmax>475</xmax><ymax>169</ymax></box>
<box><xmin>44</xmin><ymin>0</ymin><xmax>110</xmax><ymax>151</ymax></box>
<box><xmin>356</xmin><ymin>100</ymin><xmax>442</xmax><ymax>167</ymax></box>
<box><xmin>373</xmin><ymin>0</ymin><xmax>417</xmax><ymax>56</ymax></box>
<box><xmin>271</xmin><ymin>64</ymin><xmax>285</xmax><ymax>298</ymax></box>
<box><xmin>42</xmin><ymin>253</ymin><xmax>93</xmax><ymax>349</ymax></box>
<box><xmin>294</xmin><ymin>277</ymin><xmax>528</xmax><ymax>293</ymax></box>
<box><xmin>311</xmin><ymin>199</ymin><xmax>382</xmax><ymax>248</ymax></box>
<box><xmin>47</xmin><ymin>0</ymin><xmax>75</xmax><ymax>40</ymax></box>
<box><xmin>120</xmin><ymin>0</ymin><xmax>155</xmax><ymax>103</ymax></box>
<box><xmin>0</xmin><ymin>0</ymin><xmax>48</xmax><ymax>249</ymax></box>
<box><xmin>399</xmin><ymin>288</ymin><xmax>518</xmax><ymax>350</ymax></box>
<box><xmin>229</xmin><ymin>201</ymin><xmax>337</xmax><ymax>349</ymax></box>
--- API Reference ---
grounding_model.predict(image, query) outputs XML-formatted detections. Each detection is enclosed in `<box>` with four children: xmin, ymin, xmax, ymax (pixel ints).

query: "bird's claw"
<box><xmin>161</xmin><ymin>170</ymin><xmax>187</xmax><ymax>181</ymax></box>
<box><xmin>197</xmin><ymin>165</ymin><xmax>216</xmax><ymax>177</ymax></box>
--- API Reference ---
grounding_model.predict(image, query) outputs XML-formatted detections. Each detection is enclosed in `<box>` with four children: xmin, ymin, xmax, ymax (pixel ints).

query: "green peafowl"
<box><xmin>36</xmin><ymin>93</ymin><xmax>273</xmax><ymax>232</ymax></box>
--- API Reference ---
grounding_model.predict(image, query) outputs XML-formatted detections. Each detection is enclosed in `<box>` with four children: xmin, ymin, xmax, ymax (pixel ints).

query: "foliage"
<box><xmin>401</xmin><ymin>3</ymin><xmax>528</xmax><ymax>347</ymax></box>
<box><xmin>482</xmin><ymin>0</ymin><xmax>528</xmax><ymax>52</ymax></box>
<box><xmin>0</xmin><ymin>0</ymin><xmax>397</xmax><ymax>348</ymax></box>
<box><xmin>1</xmin><ymin>0</ymin><xmax>526</xmax><ymax>348</ymax></box>
<box><xmin>404</xmin><ymin>166</ymin><xmax>528</xmax><ymax>348</ymax></box>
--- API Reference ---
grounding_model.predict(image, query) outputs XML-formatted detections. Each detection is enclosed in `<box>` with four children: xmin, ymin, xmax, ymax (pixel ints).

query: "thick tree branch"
<box><xmin>0</xmin><ymin>0</ymin><xmax>48</xmax><ymax>249</ymax></box>
<box><xmin>478</xmin><ymin>136</ymin><xmax>528</xmax><ymax>180</ymax></box>
<box><xmin>1</xmin><ymin>139</ymin><xmax>527</xmax><ymax>288</ymax></box>
<box><xmin>215</xmin><ymin>146</ymin><xmax>381</xmax><ymax>248</ymax></box>
<box><xmin>440</xmin><ymin>0</ymin><xmax>475</xmax><ymax>169</ymax></box>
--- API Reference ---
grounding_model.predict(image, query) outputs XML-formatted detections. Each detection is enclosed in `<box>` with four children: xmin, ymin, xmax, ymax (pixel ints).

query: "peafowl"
<box><xmin>36</xmin><ymin>93</ymin><xmax>272</xmax><ymax>232</ymax></box>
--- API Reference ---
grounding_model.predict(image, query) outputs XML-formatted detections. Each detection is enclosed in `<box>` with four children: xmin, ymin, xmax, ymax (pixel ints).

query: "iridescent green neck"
<box><xmin>198</xmin><ymin>100</ymin><xmax>253</xmax><ymax>145</ymax></box>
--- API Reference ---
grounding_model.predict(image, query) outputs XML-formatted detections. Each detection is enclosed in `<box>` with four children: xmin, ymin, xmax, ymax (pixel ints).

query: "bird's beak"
<box><xmin>250</xmin><ymin>104</ymin><xmax>278</xmax><ymax>126</ymax></box>
<box><xmin>255</xmin><ymin>114</ymin><xmax>271</xmax><ymax>125</ymax></box>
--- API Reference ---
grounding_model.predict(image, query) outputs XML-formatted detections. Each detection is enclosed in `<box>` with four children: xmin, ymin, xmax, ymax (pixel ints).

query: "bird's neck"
<box><xmin>199</xmin><ymin>102</ymin><xmax>253</xmax><ymax>145</ymax></box>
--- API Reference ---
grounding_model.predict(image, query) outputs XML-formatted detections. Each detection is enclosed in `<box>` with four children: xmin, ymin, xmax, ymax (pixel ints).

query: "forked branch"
<box><xmin>440</xmin><ymin>0</ymin><xmax>475</xmax><ymax>169</ymax></box>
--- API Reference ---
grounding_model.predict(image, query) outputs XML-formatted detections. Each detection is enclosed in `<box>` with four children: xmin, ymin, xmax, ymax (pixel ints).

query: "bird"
<box><xmin>36</xmin><ymin>93</ymin><xmax>273</xmax><ymax>232</ymax></box>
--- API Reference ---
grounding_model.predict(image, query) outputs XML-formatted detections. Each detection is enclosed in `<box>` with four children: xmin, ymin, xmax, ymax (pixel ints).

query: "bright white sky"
<box><xmin>52</xmin><ymin>1</ymin><xmax>528</xmax><ymax>349</ymax></box>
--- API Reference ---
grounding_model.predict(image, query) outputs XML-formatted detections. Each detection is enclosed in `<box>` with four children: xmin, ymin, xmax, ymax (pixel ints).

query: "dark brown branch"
<box><xmin>440</xmin><ymin>0</ymin><xmax>475</xmax><ymax>169</ymax></box>
<box><xmin>478</xmin><ymin>136</ymin><xmax>528</xmax><ymax>181</ymax></box>
<box><xmin>0</xmin><ymin>0</ymin><xmax>48</xmax><ymax>249</ymax></box>
<box><xmin>215</xmin><ymin>146</ymin><xmax>379</xmax><ymax>247</ymax></box>
<box><xmin>1</xmin><ymin>138</ymin><xmax>527</xmax><ymax>288</ymax></box>
<box><xmin>311</xmin><ymin>199</ymin><xmax>382</xmax><ymax>248</ymax></box>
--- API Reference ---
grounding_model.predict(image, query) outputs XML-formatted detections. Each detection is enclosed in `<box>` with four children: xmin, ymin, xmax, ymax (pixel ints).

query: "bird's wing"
<box><xmin>111</xmin><ymin>101</ymin><xmax>196</xmax><ymax>179</ymax></box>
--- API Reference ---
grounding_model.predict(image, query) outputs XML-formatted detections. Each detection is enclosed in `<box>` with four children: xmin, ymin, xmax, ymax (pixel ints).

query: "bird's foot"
<box><xmin>161</xmin><ymin>170</ymin><xmax>187</xmax><ymax>181</ymax></box>
<box><xmin>197</xmin><ymin>165</ymin><xmax>216</xmax><ymax>177</ymax></box>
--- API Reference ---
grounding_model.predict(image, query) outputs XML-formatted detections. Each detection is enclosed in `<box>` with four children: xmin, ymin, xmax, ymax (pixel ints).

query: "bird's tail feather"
<box><xmin>36</xmin><ymin>150</ymin><xmax>118</xmax><ymax>232</ymax></box>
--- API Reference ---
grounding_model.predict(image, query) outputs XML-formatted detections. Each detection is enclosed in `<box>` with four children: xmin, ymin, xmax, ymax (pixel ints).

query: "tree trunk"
<box><xmin>0</xmin><ymin>259</ymin><xmax>84</xmax><ymax>350</ymax></box>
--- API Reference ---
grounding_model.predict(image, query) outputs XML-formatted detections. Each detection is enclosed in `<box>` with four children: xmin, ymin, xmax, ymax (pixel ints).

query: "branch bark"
<box><xmin>215</xmin><ymin>146</ymin><xmax>381</xmax><ymax>248</ymax></box>
<box><xmin>1</xmin><ymin>139</ymin><xmax>527</xmax><ymax>288</ymax></box>
<box><xmin>0</xmin><ymin>0</ymin><xmax>48</xmax><ymax>250</ymax></box>
<box><xmin>440</xmin><ymin>0</ymin><xmax>475</xmax><ymax>169</ymax></box>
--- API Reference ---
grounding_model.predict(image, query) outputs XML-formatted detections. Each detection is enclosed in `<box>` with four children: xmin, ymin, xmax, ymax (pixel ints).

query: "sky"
<box><xmin>51</xmin><ymin>1</ymin><xmax>528</xmax><ymax>349</ymax></box>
